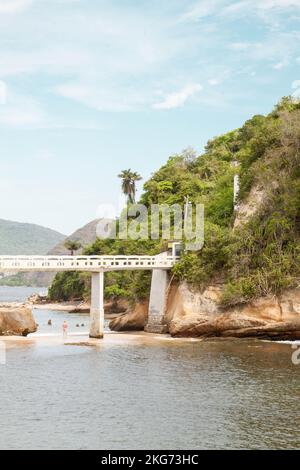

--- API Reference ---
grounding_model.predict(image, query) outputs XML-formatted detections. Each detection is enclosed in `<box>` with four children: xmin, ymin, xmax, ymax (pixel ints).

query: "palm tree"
<box><xmin>64</xmin><ymin>239</ymin><xmax>82</xmax><ymax>256</ymax></box>
<box><xmin>118</xmin><ymin>169</ymin><xmax>142</xmax><ymax>204</ymax></box>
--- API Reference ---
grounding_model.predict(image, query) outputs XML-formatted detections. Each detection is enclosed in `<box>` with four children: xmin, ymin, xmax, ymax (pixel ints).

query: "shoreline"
<box><xmin>31</xmin><ymin>302</ymin><xmax>125</xmax><ymax>319</ymax></box>
<box><xmin>2</xmin><ymin>296</ymin><xmax>300</xmax><ymax>346</ymax></box>
<box><xmin>0</xmin><ymin>331</ymin><xmax>205</xmax><ymax>350</ymax></box>
<box><xmin>0</xmin><ymin>299</ymin><xmax>123</xmax><ymax>319</ymax></box>
<box><xmin>1</xmin><ymin>331</ymin><xmax>298</xmax><ymax>351</ymax></box>
<box><xmin>31</xmin><ymin>301</ymin><xmax>89</xmax><ymax>312</ymax></box>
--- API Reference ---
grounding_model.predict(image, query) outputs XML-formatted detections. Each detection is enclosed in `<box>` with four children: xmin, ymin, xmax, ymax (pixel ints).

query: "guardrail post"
<box><xmin>90</xmin><ymin>271</ymin><xmax>104</xmax><ymax>339</ymax></box>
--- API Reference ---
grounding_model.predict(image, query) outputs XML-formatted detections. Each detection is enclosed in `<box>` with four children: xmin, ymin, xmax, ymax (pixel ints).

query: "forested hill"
<box><xmin>0</xmin><ymin>219</ymin><xmax>65</xmax><ymax>255</ymax></box>
<box><xmin>49</xmin><ymin>97</ymin><xmax>300</xmax><ymax>306</ymax></box>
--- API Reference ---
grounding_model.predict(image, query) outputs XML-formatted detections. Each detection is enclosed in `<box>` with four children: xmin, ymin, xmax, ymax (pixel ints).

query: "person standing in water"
<box><xmin>62</xmin><ymin>320</ymin><xmax>68</xmax><ymax>338</ymax></box>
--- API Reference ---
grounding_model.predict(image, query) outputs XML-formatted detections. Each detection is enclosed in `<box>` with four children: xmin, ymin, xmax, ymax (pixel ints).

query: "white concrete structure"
<box><xmin>0</xmin><ymin>255</ymin><xmax>177</xmax><ymax>272</ymax></box>
<box><xmin>145</xmin><ymin>269</ymin><xmax>169</xmax><ymax>334</ymax></box>
<box><xmin>90</xmin><ymin>272</ymin><xmax>105</xmax><ymax>338</ymax></box>
<box><xmin>0</xmin><ymin>254</ymin><xmax>179</xmax><ymax>338</ymax></box>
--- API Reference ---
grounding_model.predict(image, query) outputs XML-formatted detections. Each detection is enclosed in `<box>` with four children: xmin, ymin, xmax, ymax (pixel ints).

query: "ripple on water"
<box><xmin>0</xmin><ymin>337</ymin><xmax>300</xmax><ymax>450</ymax></box>
<box><xmin>0</xmin><ymin>288</ymin><xmax>299</xmax><ymax>450</ymax></box>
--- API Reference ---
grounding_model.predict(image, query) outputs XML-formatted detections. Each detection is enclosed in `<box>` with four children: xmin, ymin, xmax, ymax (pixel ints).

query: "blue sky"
<box><xmin>0</xmin><ymin>0</ymin><xmax>299</xmax><ymax>234</ymax></box>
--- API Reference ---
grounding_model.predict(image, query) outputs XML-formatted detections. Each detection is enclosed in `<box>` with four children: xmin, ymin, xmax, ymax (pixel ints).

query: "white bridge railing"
<box><xmin>0</xmin><ymin>255</ymin><xmax>179</xmax><ymax>272</ymax></box>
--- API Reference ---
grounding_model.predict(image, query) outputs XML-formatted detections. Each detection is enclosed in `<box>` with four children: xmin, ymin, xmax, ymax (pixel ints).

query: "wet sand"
<box><xmin>3</xmin><ymin>331</ymin><xmax>298</xmax><ymax>353</ymax></box>
<box><xmin>0</xmin><ymin>330</ymin><xmax>205</xmax><ymax>351</ymax></box>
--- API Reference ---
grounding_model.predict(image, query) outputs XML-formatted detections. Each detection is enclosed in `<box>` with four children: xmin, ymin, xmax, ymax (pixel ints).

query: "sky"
<box><xmin>0</xmin><ymin>0</ymin><xmax>299</xmax><ymax>235</ymax></box>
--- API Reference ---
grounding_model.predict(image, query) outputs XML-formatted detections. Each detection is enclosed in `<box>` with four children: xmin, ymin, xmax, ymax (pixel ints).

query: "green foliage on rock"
<box><xmin>49</xmin><ymin>97</ymin><xmax>300</xmax><ymax>308</ymax></box>
<box><xmin>173</xmin><ymin>97</ymin><xmax>300</xmax><ymax>305</ymax></box>
<box><xmin>48</xmin><ymin>271</ymin><xmax>90</xmax><ymax>301</ymax></box>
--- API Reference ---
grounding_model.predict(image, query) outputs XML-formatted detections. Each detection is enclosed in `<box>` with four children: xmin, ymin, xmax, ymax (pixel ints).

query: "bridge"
<box><xmin>0</xmin><ymin>255</ymin><xmax>177</xmax><ymax>272</ymax></box>
<box><xmin>0</xmin><ymin>253</ymin><xmax>179</xmax><ymax>338</ymax></box>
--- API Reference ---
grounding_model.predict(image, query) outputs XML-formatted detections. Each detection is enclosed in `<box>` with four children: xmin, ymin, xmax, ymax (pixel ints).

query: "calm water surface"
<box><xmin>0</xmin><ymin>286</ymin><xmax>299</xmax><ymax>450</ymax></box>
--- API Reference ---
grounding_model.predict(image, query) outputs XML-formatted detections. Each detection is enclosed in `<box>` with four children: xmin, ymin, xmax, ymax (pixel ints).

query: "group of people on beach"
<box><xmin>47</xmin><ymin>319</ymin><xmax>69</xmax><ymax>337</ymax></box>
<box><xmin>47</xmin><ymin>319</ymin><xmax>85</xmax><ymax>338</ymax></box>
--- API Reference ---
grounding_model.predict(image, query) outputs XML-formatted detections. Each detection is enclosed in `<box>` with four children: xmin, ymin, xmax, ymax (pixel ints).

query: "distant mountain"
<box><xmin>48</xmin><ymin>218</ymin><xmax>102</xmax><ymax>255</ymax></box>
<box><xmin>0</xmin><ymin>219</ymin><xmax>65</xmax><ymax>255</ymax></box>
<box><xmin>0</xmin><ymin>218</ymin><xmax>104</xmax><ymax>287</ymax></box>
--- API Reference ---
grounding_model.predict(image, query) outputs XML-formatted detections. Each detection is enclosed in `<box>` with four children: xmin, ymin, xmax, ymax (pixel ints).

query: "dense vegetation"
<box><xmin>49</xmin><ymin>97</ymin><xmax>300</xmax><ymax>307</ymax></box>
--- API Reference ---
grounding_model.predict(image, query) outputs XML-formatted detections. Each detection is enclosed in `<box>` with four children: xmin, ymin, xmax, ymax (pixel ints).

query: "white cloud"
<box><xmin>55</xmin><ymin>83</ymin><xmax>90</xmax><ymax>103</ymax></box>
<box><xmin>181</xmin><ymin>0</ymin><xmax>225</xmax><ymax>21</ymax></box>
<box><xmin>292</xmin><ymin>79</ymin><xmax>300</xmax><ymax>88</ymax></box>
<box><xmin>0</xmin><ymin>108</ymin><xmax>43</xmax><ymax>126</ymax></box>
<box><xmin>0</xmin><ymin>5</ymin><xmax>198</xmax><ymax>112</ymax></box>
<box><xmin>0</xmin><ymin>80</ymin><xmax>7</xmax><ymax>104</ymax></box>
<box><xmin>257</xmin><ymin>0</ymin><xmax>300</xmax><ymax>9</ymax></box>
<box><xmin>208</xmin><ymin>78</ymin><xmax>219</xmax><ymax>86</ymax></box>
<box><xmin>152</xmin><ymin>84</ymin><xmax>202</xmax><ymax>110</ymax></box>
<box><xmin>0</xmin><ymin>0</ymin><xmax>33</xmax><ymax>14</ymax></box>
<box><xmin>273</xmin><ymin>61</ymin><xmax>285</xmax><ymax>69</ymax></box>
<box><xmin>0</xmin><ymin>48</ymin><xmax>92</xmax><ymax>77</ymax></box>
<box><xmin>0</xmin><ymin>82</ymin><xmax>44</xmax><ymax>127</ymax></box>
<box><xmin>228</xmin><ymin>32</ymin><xmax>299</xmax><ymax>63</ymax></box>
<box><xmin>182</xmin><ymin>0</ymin><xmax>300</xmax><ymax>23</ymax></box>
<box><xmin>34</xmin><ymin>150</ymin><xmax>55</xmax><ymax>162</ymax></box>
<box><xmin>0</xmin><ymin>0</ymin><xmax>297</xmax><ymax>118</ymax></box>
<box><xmin>224</xmin><ymin>0</ymin><xmax>300</xmax><ymax>14</ymax></box>
<box><xmin>0</xmin><ymin>80</ymin><xmax>106</xmax><ymax>129</ymax></box>
<box><xmin>55</xmin><ymin>81</ymin><xmax>149</xmax><ymax>112</ymax></box>
<box><xmin>228</xmin><ymin>42</ymin><xmax>257</xmax><ymax>51</ymax></box>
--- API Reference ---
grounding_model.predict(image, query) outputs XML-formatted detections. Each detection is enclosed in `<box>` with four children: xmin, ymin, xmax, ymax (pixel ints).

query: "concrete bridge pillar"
<box><xmin>89</xmin><ymin>271</ymin><xmax>104</xmax><ymax>339</ymax></box>
<box><xmin>144</xmin><ymin>268</ymin><xmax>169</xmax><ymax>334</ymax></box>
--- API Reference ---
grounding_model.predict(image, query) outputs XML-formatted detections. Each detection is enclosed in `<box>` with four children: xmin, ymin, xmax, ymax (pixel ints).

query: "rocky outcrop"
<box><xmin>0</xmin><ymin>305</ymin><xmax>37</xmax><ymax>336</ymax></box>
<box><xmin>109</xmin><ymin>300</ymin><xmax>148</xmax><ymax>331</ymax></box>
<box><xmin>234</xmin><ymin>184</ymin><xmax>265</xmax><ymax>229</ymax></box>
<box><xmin>168</xmin><ymin>283</ymin><xmax>300</xmax><ymax>340</ymax></box>
<box><xmin>108</xmin><ymin>281</ymin><xmax>300</xmax><ymax>339</ymax></box>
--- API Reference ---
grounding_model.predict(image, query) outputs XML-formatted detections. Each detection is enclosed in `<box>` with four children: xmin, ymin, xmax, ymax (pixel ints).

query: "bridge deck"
<box><xmin>0</xmin><ymin>255</ymin><xmax>179</xmax><ymax>272</ymax></box>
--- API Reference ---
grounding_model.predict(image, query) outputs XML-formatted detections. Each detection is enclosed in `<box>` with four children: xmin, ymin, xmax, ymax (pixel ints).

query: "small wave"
<box><xmin>31</xmin><ymin>331</ymin><xmax>89</xmax><ymax>338</ymax></box>
<box><xmin>262</xmin><ymin>339</ymin><xmax>300</xmax><ymax>345</ymax></box>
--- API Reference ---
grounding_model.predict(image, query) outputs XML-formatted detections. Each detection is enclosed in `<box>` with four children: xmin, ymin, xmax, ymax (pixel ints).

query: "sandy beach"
<box><xmin>31</xmin><ymin>302</ymin><xmax>123</xmax><ymax>320</ymax></box>
<box><xmin>31</xmin><ymin>301</ymin><xmax>90</xmax><ymax>312</ymax></box>
<box><xmin>0</xmin><ymin>330</ymin><xmax>203</xmax><ymax>351</ymax></box>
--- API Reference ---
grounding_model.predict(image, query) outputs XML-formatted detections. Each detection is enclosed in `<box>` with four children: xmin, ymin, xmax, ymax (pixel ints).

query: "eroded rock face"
<box><xmin>168</xmin><ymin>283</ymin><xmax>300</xmax><ymax>340</ymax></box>
<box><xmin>233</xmin><ymin>184</ymin><xmax>265</xmax><ymax>229</ymax></box>
<box><xmin>107</xmin><ymin>282</ymin><xmax>300</xmax><ymax>339</ymax></box>
<box><xmin>109</xmin><ymin>300</ymin><xmax>149</xmax><ymax>331</ymax></box>
<box><xmin>0</xmin><ymin>306</ymin><xmax>37</xmax><ymax>336</ymax></box>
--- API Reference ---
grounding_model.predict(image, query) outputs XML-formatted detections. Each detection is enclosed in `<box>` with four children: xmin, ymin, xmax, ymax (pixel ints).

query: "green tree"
<box><xmin>118</xmin><ymin>169</ymin><xmax>142</xmax><ymax>204</ymax></box>
<box><xmin>64</xmin><ymin>239</ymin><xmax>82</xmax><ymax>256</ymax></box>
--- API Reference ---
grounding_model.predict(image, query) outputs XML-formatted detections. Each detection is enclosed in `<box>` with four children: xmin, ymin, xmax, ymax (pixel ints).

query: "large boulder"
<box><xmin>109</xmin><ymin>300</ymin><xmax>149</xmax><ymax>331</ymax></box>
<box><xmin>0</xmin><ymin>305</ymin><xmax>37</xmax><ymax>336</ymax></box>
<box><xmin>168</xmin><ymin>283</ymin><xmax>300</xmax><ymax>340</ymax></box>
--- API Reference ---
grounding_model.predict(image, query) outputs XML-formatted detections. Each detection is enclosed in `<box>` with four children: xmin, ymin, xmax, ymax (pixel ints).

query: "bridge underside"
<box><xmin>89</xmin><ymin>269</ymin><xmax>170</xmax><ymax>338</ymax></box>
